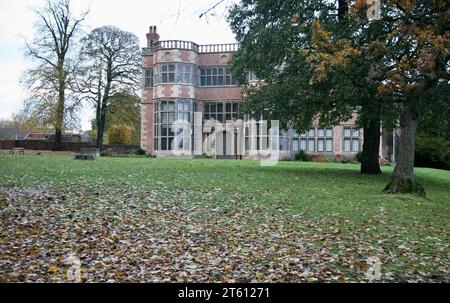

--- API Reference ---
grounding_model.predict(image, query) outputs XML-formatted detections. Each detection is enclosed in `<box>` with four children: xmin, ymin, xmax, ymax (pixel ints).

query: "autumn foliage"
<box><xmin>107</xmin><ymin>125</ymin><xmax>132</xmax><ymax>145</ymax></box>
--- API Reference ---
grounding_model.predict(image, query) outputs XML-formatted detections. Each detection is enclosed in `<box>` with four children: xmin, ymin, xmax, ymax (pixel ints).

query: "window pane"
<box><xmin>352</xmin><ymin>139</ymin><xmax>359</xmax><ymax>152</ymax></box>
<box><xmin>344</xmin><ymin>128</ymin><xmax>351</xmax><ymax>138</ymax></box>
<box><xmin>317</xmin><ymin>139</ymin><xmax>324</xmax><ymax>152</ymax></box>
<box><xmin>162</xmin><ymin>126</ymin><xmax>168</xmax><ymax>136</ymax></box>
<box><xmin>353</xmin><ymin>129</ymin><xmax>360</xmax><ymax>137</ymax></box>
<box><xmin>161</xmin><ymin>138</ymin><xmax>167</xmax><ymax>150</ymax></box>
<box><xmin>300</xmin><ymin>139</ymin><xmax>307</xmax><ymax>151</ymax></box>
<box><xmin>308</xmin><ymin>129</ymin><xmax>315</xmax><ymax>137</ymax></box>
<box><xmin>326</xmin><ymin>128</ymin><xmax>333</xmax><ymax>137</ymax></box>
<box><xmin>344</xmin><ymin>139</ymin><xmax>351</xmax><ymax>152</ymax></box>
<box><xmin>326</xmin><ymin>139</ymin><xmax>333</xmax><ymax>152</ymax></box>
<box><xmin>308</xmin><ymin>139</ymin><xmax>315</xmax><ymax>152</ymax></box>
<box><xmin>168</xmin><ymin>113</ymin><xmax>175</xmax><ymax>123</ymax></box>
<box><xmin>318</xmin><ymin>129</ymin><xmax>325</xmax><ymax>137</ymax></box>
<box><xmin>217</xmin><ymin>103</ymin><xmax>223</xmax><ymax>112</ymax></box>
<box><xmin>292</xmin><ymin>139</ymin><xmax>299</xmax><ymax>152</ymax></box>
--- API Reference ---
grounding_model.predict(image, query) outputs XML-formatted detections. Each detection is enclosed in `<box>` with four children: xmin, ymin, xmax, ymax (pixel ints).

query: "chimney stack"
<box><xmin>146</xmin><ymin>26</ymin><xmax>160</xmax><ymax>48</ymax></box>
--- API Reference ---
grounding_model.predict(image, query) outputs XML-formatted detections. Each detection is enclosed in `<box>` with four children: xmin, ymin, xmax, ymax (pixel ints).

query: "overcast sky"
<box><xmin>0</xmin><ymin>0</ymin><xmax>238</xmax><ymax>131</ymax></box>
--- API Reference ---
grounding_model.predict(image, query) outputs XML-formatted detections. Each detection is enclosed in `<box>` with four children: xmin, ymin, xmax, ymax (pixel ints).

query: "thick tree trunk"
<box><xmin>384</xmin><ymin>100</ymin><xmax>425</xmax><ymax>196</ymax></box>
<box><xmin>338</xmin><ymin>0</ymin><xmax>348</xmax><ymax>21</ymax></box>
<box><xmin>96</xmin><ymin>111</ymin><xmax>106</xmax><ymax>149</ymax></box>
<box><xmin>54</xmin><ymin>60</ymin><xmax>65</xmax><ymax>151</ymax></box>
<box><xmin>96</xmin><ymin>67</ymin><xmax>112</xmax><ymax>150</ymax></box>
<box><xmin>361</xmin><ymin>118</ymin><xmax>382</xmax><ymax>174</ymax></box>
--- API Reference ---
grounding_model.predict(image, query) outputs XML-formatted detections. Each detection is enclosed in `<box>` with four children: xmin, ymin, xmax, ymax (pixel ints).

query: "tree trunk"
<box><xmin>96</xmin><ymin>111</ymin><xmax>106</xmax><ymax>149</ymax></box>
<box><xmin>361</xmin><ymin>118</ymin><xmax>382</xmax><ymax>174</ymax></box>
<box><xmin>96</xmin><ymin>65</ymin><xmax>112</xmax><ymax>150</ymax></box>
<box><xmin>96</xmin><ymin>121</ymin><xmax>103</xmax><ymax>149</ymax></box>
<box><xmin>384</xmin><ymin>100</ymin><xmax>425</xmax><ymax>196</ymax></box>
<box><xmin>54</xmin><ymin>60</ymin><xmax>65</xmax><ymax>151</ymax></box>
<box><xmin>338</xmin><ymin>0</ymin><xmax>348</xmax><ymax>21</ymax></box>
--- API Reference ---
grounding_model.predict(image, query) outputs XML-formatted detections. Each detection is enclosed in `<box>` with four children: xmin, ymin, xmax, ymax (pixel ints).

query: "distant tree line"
<box><xmin>18</xmin><ymin>0</ymin><xmax>142</xmax><ymax>150</ymax></box>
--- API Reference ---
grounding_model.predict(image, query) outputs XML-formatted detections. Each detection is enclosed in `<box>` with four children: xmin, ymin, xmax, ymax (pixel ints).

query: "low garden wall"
<box><xmin>0</xmin><ymin>140</ymin><xmax>139</xmax><ymax>153</ymax></box>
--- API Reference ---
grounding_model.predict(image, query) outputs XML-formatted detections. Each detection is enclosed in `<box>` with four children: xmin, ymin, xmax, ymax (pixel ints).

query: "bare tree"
<box><xmin>23</xmin><ymin>0</ymin><xmax>87</xmax><ymax>149</ymax></box>
<box><xmin>78</xmin><ymin>26</ymin><xmax>141</xmax><ymax>149</ymax></box>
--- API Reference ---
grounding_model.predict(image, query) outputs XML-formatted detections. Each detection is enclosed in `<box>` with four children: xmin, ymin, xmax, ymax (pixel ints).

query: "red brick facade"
<box><xmin>141</xmin><ymin>26</ymin><xmax>393</xmax><ymax>160</ymax></box>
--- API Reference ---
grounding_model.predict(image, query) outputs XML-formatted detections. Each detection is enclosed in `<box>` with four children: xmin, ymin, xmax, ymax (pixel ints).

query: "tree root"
<box><xmin>384</xmin><ymin>177</ymin><xmax>426</xmax><ymax>197</ymax></box>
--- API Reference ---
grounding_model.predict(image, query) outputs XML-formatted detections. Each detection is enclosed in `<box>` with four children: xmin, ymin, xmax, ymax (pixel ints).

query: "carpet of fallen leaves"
<box><xmin>0</xmin><ymin>181</ymin><xmax>448</xmax><ymax>283</ymax></box>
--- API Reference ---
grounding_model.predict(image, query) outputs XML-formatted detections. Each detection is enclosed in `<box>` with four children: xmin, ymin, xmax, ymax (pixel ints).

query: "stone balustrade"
<box><xmin>142</xmin><ymin>40</ymin><xmax>239</xmax><ymax>55</ymax></box>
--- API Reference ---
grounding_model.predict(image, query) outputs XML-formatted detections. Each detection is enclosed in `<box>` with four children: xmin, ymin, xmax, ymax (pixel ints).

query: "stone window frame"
<box><xmin>317</xmin><ymin>128</ymin><xmax>333</xmax><ymax>153</ymax></box>
<box><xmin>144</xmin><ymin>68</ymin><xmax>153</xmax><ymax>88</ymax></box>
<box><xmin>154</xmin><ymin>63</ymin><xmax>199</xmax><ymax>85</ymax></box>
<box><xmin>200</xmin><ymin>67</ymin><xmax>237</xmax><ymax>87</ymax></box>
<box><xmin>296</xmin><ymin>127</ymin><xmax>333</xmax><ymax>153</ymax></box>
<box><xmin>298</xmin><ymin>128</ymin><xmax>316</xmax><ymax>152</ymax></box>
<box><xmin>343</xmin><ymin>127</ymin><xmax>361</xmax><ymax>153</ymax></box>
<box><xmin>203</xmin><ymin>101</ymin><xmax>240</xmax><ymax>124</ymax></box>
<box><xmin>153</xmin><ymin>99</ymin><xmax>194</xmax><ymax>151</ymax></box>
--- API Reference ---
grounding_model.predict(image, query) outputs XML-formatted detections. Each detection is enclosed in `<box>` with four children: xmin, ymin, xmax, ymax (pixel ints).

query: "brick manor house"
<box><xmin>141</xmin><ymin>26</ymin><xmax>395</xmax><ymax>161</ymax></box>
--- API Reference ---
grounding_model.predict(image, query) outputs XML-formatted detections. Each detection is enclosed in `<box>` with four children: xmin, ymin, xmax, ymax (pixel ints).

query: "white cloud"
<box><xmin>0</xmin><ymin>0</ymin><xmax>239</xmax><ymax>130</ymax></box>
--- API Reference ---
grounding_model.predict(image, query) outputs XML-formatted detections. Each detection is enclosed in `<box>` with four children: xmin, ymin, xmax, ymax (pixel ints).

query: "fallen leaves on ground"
<box><xmin>0</xmin><ymin>185</ymin><xmax>448</xmax><ymax>283</ymax></box>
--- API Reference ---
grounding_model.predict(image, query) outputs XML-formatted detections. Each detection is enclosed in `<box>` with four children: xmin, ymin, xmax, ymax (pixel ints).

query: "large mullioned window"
<box><xmin>292</xmin><ymin>127</ymin><xmax>333</xmax><ymax>153</ymax></box>
<box><xmin>153</xmin><ymin>100</ymin><xmax>194</xmax><ymax>151</ymax></box>
<box><xmin>200</xmin><ymin>67</ymin><xmax>237</xmax><ymax>86</ymax></box>
<box><xmin>151</xmin><ymin>64</ymin><xmax>237</xmax><ymax>87</ymax></box>
<box><xmin>343</xmin><ymin>127</ymin><xmax>360</xmax><ymax>152</ymax></box>
<box><xmin>153</xmin><ymin>63</ymin><xmax>199</xmax><ymax>85</ymax></box>
<box><xmin>203</xmin><ymin>101</ymin><xmax>240</xmax><ymax>123</ymax></box>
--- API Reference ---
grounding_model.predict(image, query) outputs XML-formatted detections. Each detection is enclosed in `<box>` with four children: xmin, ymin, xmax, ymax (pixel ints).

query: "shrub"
<box><xmin>311</xmin><ymin>155</ymin><xmax>329</xmax><ymax>163</ymax></box>
<box><xmin>415</xmin><ymin>134</ymin><xmax>450</xmax><ymax>170</ymax></box>
<box><xmin>107</xmin><ymin>125</ymin><xmax>132</xmax><ymax>145</ymax></box>
<box><xmin>135</xmin><ymin>147</ymin><xmax>147</xmax><ymax>156</ymax></box>
<box><xmin>334</xmin><ymin>154</ymin><xmax>356</xmax><ymax>164</ymax></box>
<box><xmin>294</xmin><ymin>150</ymin><xmax>311</xmax><ymax>162</ymax></box>
<box><xmin>355</xmin><ymin>152</ymin><xmax>363</xmax><ymax>163</ymax></box>
<box><xmin>100</xmin><ymin>148</ymin><xmax>115</xmax><ymax>157</ymax></box>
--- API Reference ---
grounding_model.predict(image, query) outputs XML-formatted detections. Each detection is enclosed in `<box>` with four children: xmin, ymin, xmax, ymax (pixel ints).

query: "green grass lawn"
<box><xmin>0</xmin><ymin>152</ymin><xmax>448</xmax><ymax>282</ymax></box>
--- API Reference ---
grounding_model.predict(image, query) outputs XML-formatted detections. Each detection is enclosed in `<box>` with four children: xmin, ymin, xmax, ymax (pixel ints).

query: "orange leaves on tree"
<box><xmin>309</xmin><ymin>20</ymin><xmax>361</xmax><ymax>83</ymax></box>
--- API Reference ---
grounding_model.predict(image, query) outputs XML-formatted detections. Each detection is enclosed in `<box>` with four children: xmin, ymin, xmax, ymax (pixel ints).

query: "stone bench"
<box><xmin>74</xmin><ymin>148</ymin><xmax>100</xmax><ymax>160</ymax></box>
<box><xmin>9</xmin><ymin>148</ymin><xmax>25</xmax><ymax>155</ymax></box>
